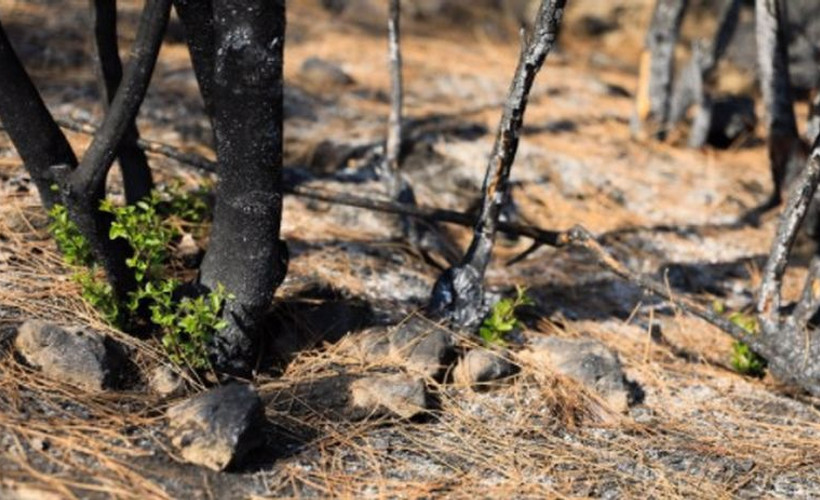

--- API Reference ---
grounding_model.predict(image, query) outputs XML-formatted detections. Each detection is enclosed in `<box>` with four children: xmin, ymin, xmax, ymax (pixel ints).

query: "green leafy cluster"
<box><xmin>48</xmin><ymin>187</ymin><xmax>226</xmax><ymax>370</ymax></box>
<box><xmin>48</xmin><ymin>204</ymin><xmax>93</xmax><ymax>267</ymax></box>
<box><xmin>135</xmin><ymin>280</ymin><xmax>231</xmax><ymax>369</ymax></box>
<box><xmin>480</xmin><ymin>285</ymin><xmax>534</xmax><ymax>346</ymax></box>
<box><xmin>49</xmin><ymin>204</ymin><xmax>119</xmax><ymax>322</ymax></box>
<box><xmin>713</xmin><ymin>302</ymin><xmax>767</xmax><ymax>377</ymax></box>
<box><xmin>161</xmin><ymin>181</ymin><xmax>210</xmax><ymax>224</ymax></box>
<box><xmin>731</xmin><ymin>340</ymin><xmax>766</xmax><ymax>378</ymax></box>
<box><xmin>727</xmin><ymin>311</ymin><xmax>766</xmax><ymax>378</ymax></box>
<box><xmin>102</xmin><ymin>194</ymin><xmax>175</xmax><ymax>286</ymax></box>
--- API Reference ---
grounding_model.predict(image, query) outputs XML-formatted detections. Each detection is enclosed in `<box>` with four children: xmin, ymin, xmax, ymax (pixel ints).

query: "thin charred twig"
<box><xmin>0</xmin><ymin>19</ymin><xmax>78</xmax><ymax>209</ymax></box>
<box><xmin>383</xmin><ymin>0</ymin><xmax>404</xmax><ymax>199</ymax></box>
<box><xmin>55</xmin><ymin>116</ymin><xmax>216</xmax><ymax>172</ymax></box>
<box><xmin>633</xmin><ymin>0</ymin><xmax>688</xmax><ymax>140</ymax></box>
<box><xmin>428</xmin><ymin>0</ymin><xmax>566</xmax><ymax>329</ymax></box>
<box><xmin>756</xmin><ymin>0</ymin><xmax>806</xmax><ymax>207</ymax></box>
<box><xmin>564</xmin><ymin>225</ymin><xmax>773</xmax><ymax>358</ymax></box>
<box><xmin>757</xmin><ymin>138</ymin><xmax>820</xmax><ymax>327</ymax></box>
<box><xmin>380</xmin><ymin>0</ymin><xmax>425</xmax><ymax>244</ymax></box>
<box><xmin>464</xmin><ymin>1</ymin><xmax>565</xmax><ymax>275</ymax></box>
<box><xmin>55</xmin><ymin>0</ymin><xmax>172</xmax><ymax>302</ymax></box>
<box><xmin>288</xmin><ymin>185</ymin><xmax>565</xmax><ymax>247</ymax></box>
<box><xmin>89</xmin><ymin>0</ymin><xmax>154</xmax><ymax>204</ymax></box>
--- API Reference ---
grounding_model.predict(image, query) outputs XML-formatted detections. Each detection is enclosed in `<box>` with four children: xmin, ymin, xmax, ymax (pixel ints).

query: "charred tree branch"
<box><xmin>757</xmin><ymin>138</ymin><xmax>820</xmax><ymax>326</ymax></box>
<box><xmin>383</xmin><ymin>0</ymin><xmax>404</xmax><ymax>199</ymax></box>
<box><xmin>171</xmin><ymin>0</ymin><xmax>215</xmax><ymax>117</ymax></box>
<box><xmin>428</xmin><ymin>0</ymin><xmax>566</xmax><ymax>329</ymax></box>
<box><xmin>89</xmin><ymin>0</ymin><xmax>154</xmax><ymax>204</ymax></box>
<box><xmin>0</xmin><ymin>19</ymin><xmax>78</xmax><ymax>209</ymax></box>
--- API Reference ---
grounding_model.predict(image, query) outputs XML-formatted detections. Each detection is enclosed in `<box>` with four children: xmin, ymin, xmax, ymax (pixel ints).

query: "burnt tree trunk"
<box><xmin>89</xmin><ymin>0</ymin><xmax>154</xmax><ymax>204</ymax></box>
<box><xmin>428</xmin><ymin>0</ymin><xmax>566</xmax><ymax>329</ymax></box>
<box><xmin>198</xmin><ymin>0</ymin><xmax>288</xmax><ymax>375</ymax></box>
<box><xmin>633</xmin><ymin>0</ymin><xmax>688</xmax><ymax>140</ymax></box>
<box><xmin>0</xmin><ymin>19</ymin><xmax>78</xmax><ymax>209</ymax></box>
<box><xmin>756</xmin><ymin>0</ymin><xmax>806</xmax><ymax>209</ymax></box>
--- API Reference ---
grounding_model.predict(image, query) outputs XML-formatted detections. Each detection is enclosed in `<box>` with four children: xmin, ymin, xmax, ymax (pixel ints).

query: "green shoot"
<box><xmin>479</xmin><ymin>285</ymin><xmax>534</xmax><ymax>346</ymax></box>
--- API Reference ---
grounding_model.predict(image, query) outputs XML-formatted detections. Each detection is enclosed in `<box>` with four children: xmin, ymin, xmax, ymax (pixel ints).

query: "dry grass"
<box><xmin>2</xmin><ymin>0</ymin><xmax>820</xmax><ymax>498</ymax></box>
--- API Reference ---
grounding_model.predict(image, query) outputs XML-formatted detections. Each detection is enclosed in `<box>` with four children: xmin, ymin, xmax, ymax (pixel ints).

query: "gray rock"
<box><xmin>388</xmin><ymin>316</ymin><xmax>456</xmax><ymax>379</ymax></box>
<box><xmin>166</xmin><ymin>384</ymin><xmax>265</xmax><ymax>471</ymax></box>
<box><xmin>300</xmin><ymin>57</ymin><xmax>354</xmax><ymax>89</ymax></box>
<box><xmin>149</xmin><ymin>365</ymin><xmax>185</xmax><ymax>397</ymax></box>
<box><xmin>519</xmin><ymin>336</ymin><xmax>632</xmax><ymax>413</ymax></box>
<box><xmin>14</xmin><ymin>320</ymin><xmax>123</xmax><ymax>392</ymax></box>
<box><xmin>350</xmin><ymin>373</ymin><xmax>428</xmax><ymax>419</ymax></box>
<box><xmin>453</xmin><ymin>348</ymin><xmax>518</xmax><ymax>388</ymax></box>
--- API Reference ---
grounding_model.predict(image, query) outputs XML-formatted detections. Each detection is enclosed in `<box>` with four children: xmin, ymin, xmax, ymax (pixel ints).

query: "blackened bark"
<box><xmin>0</xmin><ymin>19</ymin><xmax>77</xmax><ymax>209</ymax></box>
<box><xmin>171</xmin><ymin>0</ymin><xmax>215</xmax><ymax>116</ymax></box>
<box><xmin>756</xmin><ymin>0</ymin><xmax>805</xmax><ymax>206</ymax></box>
<box><xmin>633</xmin><ymin>0</ymin><xmax>688</xmax><ymax>140</ymax></box>
<box><xmin>198</xmin><ymin>0</ymin><xmax>287</xmax><ymax>375</ymax></box>
<box><xmin>56</xmin><ymin>0</ymin><xmax>171</xmax><ymax>302</ymax></box>
<box><xmin>428</xmin><ymin>0</ymin><xmax>566</xmax><ymax>329</ymax></box>
<box><xmin>89</xmin><ymin>0</ymin><xmax>154</xmax><ymax>204</ymax></box>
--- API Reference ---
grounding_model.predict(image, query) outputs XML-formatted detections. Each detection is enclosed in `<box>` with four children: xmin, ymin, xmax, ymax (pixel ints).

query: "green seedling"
<box><xmin>480</xmin><ymin>285</ymin><xmax>534</xmax><ymax>346</ymax></box>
